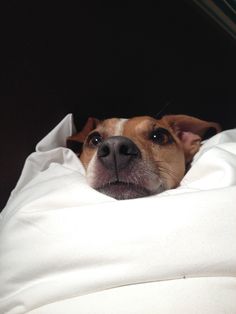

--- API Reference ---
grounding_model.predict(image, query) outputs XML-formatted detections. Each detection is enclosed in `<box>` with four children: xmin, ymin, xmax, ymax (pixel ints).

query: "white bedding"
<box><xmin>0</xmin><ymin>114</ymin><xmax>236</xmax><ymax>314</ymax></box>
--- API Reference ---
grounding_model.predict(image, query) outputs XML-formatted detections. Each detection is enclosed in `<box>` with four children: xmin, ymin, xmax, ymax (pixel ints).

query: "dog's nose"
<box><xmin>97</xmin><ymin>136</ymin><xmax>141</xmax><ymax>171</ymax></box>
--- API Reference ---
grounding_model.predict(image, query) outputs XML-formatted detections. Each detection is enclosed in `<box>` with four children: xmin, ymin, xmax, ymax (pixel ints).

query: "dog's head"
<box><xmin>67</xmin><ymin>115</ymin><xmax>221</xmax><ymax>200</ymax></box>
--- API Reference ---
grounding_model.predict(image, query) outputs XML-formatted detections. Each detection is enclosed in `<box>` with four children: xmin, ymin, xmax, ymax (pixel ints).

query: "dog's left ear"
<box><xmin>67</xmin><ymin>117</ymin><xmax>99</xmax><ymax>155</ymax></box>
<box><xmin>162</xmin><ymin>114</ymin><xmax>222</xmax><ymax>163</ymax></box>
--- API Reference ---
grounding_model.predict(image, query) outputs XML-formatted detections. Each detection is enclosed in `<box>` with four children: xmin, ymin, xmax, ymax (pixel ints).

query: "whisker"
<box><xmin>155</xmin><ymin>99</ymin><xmax>173</xmax><ymax>119</ymax></box>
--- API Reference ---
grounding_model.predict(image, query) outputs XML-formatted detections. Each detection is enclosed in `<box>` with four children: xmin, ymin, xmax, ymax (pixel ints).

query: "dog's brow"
<box><xmin>135</xmin><ymin>119</ymin><xmax>158</xmax><ymax>131</ymax></box>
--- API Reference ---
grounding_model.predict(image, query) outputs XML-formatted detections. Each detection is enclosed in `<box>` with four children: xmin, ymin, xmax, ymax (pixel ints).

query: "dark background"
<box><xmin>1</xmin><ymin>1</ymin><xmax>236</xmax><ymax>209</ymax></box>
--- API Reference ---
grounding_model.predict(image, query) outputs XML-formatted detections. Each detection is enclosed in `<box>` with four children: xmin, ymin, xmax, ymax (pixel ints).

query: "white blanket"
<box><xmin>1</xmin><ymin>114</ymin><xmax>236</xmax><ymax>314</ymax></box>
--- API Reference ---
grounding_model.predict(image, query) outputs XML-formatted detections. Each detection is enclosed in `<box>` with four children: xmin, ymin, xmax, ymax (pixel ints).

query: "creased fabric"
<box><xmin>1</xmin><ymin>114</ymin><xmax>236</xmax><ymax>314</ymax></box>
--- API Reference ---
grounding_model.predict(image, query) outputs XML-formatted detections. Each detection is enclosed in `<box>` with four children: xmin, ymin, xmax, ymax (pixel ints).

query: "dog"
<box><xmin>67</xmin><ymin>115</ymin><xmax>221</xmax><ymax>200</ymax></box>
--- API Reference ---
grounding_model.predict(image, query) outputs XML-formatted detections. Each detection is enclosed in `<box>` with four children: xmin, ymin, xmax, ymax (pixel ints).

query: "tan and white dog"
<box><xmin>67</xmin><ymin>115</ymin><xmax>221</xmax><ymax>200</ymax></box>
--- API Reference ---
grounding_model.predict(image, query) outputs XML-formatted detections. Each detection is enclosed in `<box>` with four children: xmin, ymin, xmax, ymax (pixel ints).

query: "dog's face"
<box><xmin>67</xmin><ymin>115</ymin><xmax>221</xmax><ymax>200</ymax></box>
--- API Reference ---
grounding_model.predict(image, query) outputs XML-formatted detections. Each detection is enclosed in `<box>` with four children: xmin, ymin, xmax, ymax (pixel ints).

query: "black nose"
<box><xmin>97</xmin><ymin>136</ymin><xmax>141</xmax><ymax>171</ymax></box>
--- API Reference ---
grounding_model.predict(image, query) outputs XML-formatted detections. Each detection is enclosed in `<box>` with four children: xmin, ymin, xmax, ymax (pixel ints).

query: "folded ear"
<box><xmin>66</xmin><ymin>117</ymin><xmax>99</xmax><ymax>155</ymax></box>
<box><xmin>162</xmin><ymin>114</ymin><xmax>222</xmax><ymax>163</ymax></box>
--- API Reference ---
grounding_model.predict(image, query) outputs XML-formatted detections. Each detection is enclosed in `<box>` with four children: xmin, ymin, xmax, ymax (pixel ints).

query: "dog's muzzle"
<box><xmin>94</xmin><ymin>136</ymin><xmax>152</xmax><ymax>199</ymax></box>
<box><xmin>88</xmin><ymin>136</ymin><xmax>164</xmax><ymax>199</ymax></box>
<box><xmin>97</xmin><ymin>136</ymin><xmax>141</xmax><ymax>171</ymax></box>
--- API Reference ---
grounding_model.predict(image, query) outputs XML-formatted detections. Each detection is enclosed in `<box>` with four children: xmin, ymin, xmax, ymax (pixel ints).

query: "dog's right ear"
<box><xmin>66</xmin><ymin>117</ymin><xmax>99</xmax><ymax>155</ymax></box>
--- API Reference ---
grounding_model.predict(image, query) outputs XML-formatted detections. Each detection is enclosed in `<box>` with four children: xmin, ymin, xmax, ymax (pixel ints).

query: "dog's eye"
<box><xmin>150</xmin><ymin>128</ymin><xmax>173</xmax><ymax>145</ymax></box>
<box><xmin>88</xmin><ymin>132</ymin><xmax>103</xmax><ymax>147</ymax></box>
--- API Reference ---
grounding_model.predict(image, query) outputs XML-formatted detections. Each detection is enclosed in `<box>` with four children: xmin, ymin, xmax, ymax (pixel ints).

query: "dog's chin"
<box><xmin>96</xmin><ymin>181</ymin><xmax>156</xmax><ymax>200</ymax></box>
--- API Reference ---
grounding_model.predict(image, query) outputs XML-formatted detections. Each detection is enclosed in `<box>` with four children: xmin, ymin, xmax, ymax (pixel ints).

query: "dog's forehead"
<box><xmin>97</xmin><ymin>116</ymin><xmax>165</xmax><ymax>136</ymax></box>
<box><xmin>97</xmin><ymin>118</ymin><xmax>128</xmax><ymax>135</ymax></box>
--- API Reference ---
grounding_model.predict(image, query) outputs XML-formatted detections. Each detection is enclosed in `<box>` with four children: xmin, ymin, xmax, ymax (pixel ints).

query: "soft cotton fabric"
<box><xmin>1</xmin><ymin>114</ymin><xmax>236</xmax><ymax>314</ymax></box>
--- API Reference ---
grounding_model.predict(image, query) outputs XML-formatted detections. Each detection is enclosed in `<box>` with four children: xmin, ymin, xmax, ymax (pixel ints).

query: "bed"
<box><xmin>0</xmin><ymin>114</ymin><xmax>236</xmax><ymax>313</ymax></box>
